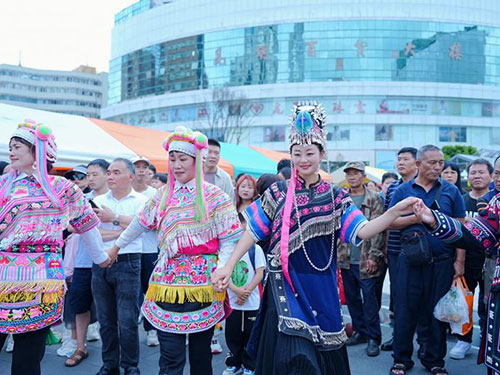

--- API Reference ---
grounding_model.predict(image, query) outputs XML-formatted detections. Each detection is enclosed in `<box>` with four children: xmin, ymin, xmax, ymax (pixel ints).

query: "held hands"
<box><xmin>391</xmin><ymin>197</ymin><xmax>421</xmax><ymax>216</ymax></box>
<box><xmin>106</xmin><ymin>245</ymin><xmax>120</xmax><ymax>266</ymax></box>
<box><xmin>211</xmin><ymin>265</ymin><xmax>233</xmax><ymax>292</ymax></box>
<box><xmin>412</xmin><ymin>199</ymin><xmax>437</xmax><ymax>226</ymax></box>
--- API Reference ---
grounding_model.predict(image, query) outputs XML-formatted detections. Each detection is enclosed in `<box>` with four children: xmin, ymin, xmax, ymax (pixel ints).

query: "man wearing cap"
<box><xmin>131</xmin><ymin>157</ymin><xmax>157</xmax><ymax>200</ymax></box>
<box><xmin>65</xmin><ymin>165</ymin><xmax>91</xmax><ymax>194</ymax></box>
<box><xmin>338</xmin><ymin>161</ymin><xmax>385</xmax><ymax>357</ymax></box>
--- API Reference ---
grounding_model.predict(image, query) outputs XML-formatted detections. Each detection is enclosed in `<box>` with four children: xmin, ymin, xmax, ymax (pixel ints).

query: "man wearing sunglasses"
<box><xmin>65</xmin><ymin>165</ymin><xmax>91</xmax><ymax>194</ymax></box>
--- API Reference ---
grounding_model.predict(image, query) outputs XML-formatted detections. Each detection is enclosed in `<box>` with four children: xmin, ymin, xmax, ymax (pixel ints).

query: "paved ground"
<box><xmin>0</xmin><ymin>279</ymin><xmax>484</xmax><ymax>375</ymax></box>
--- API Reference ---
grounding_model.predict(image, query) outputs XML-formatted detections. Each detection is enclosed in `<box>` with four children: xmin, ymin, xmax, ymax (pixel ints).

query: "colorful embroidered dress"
<box><xmin>243</xmin><ymin>178</ymin><xmax>367</xmax><ymax>352</ymax></box>
<box><xmin>423</xmin><ymin>194</ymin><xmax>500</xmax><ymax>374</ymax></box>
<box><xmin>137</xmin><ymin>181</ymin><xmax>242</xmax><ymax>333</ymax></box>
<box><xmin>0</xmin><ymin>173</ymin><xmax>99</xmax><ymax>334</ymax></box>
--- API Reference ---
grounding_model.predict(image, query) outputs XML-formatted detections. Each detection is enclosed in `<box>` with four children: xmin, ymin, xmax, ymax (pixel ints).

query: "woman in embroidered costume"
<box><xmin>0</xmin><ymin>121</ymin><xmax>111</xmax><ymax>375</ymax></box>
<box><xmin>212</xmin><ymin>102</ymin><xmax>418</xmax><ymax>375</ymax></box>
<box><xmin>414</xmin><ymin>197</ymin><xmax>500</xmax><ymax>375</ymax></box>
<box><xmin>107</xmin><ymin>126</ymin><xmax>242</xmax><ymax>375</ymax></box>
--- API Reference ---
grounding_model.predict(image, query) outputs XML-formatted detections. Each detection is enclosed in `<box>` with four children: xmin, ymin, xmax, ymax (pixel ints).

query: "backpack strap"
<box><xmin>249</xmin><ymin>245</ymin><xmax>256</xmax><ymax>271</ymax></box>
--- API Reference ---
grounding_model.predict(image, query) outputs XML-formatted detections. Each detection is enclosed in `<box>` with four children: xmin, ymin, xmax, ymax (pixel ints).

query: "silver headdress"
<box><xmin>289</xmin><ymin>101</ymin><xmax>327</xmax><ymax>150</ymax></box>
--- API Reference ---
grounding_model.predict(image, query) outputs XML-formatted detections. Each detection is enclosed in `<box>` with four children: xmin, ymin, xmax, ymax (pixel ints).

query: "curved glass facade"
<box><xmin>108</xmin><ymin>20</ymin><xmax>500</xmax><ymax>105</ymax></box>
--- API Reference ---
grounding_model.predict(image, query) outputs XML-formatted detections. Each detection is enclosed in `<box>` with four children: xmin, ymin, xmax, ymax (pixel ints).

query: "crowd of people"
<box><xmin>0</xmin><ymin>103</ymin><xmax>498</xmax><ymax>375</ymax></box>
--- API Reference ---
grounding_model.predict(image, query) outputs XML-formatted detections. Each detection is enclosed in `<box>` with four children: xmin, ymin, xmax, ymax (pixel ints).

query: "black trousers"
<box><xmin>157</xmin><ymin>326</ymin><xmax>215</xmax><ymax>375</ymax></box>
<box><xmin>225</xmin><ymin>309</ymin><xmax>258</xmax><ymax>370</ymax></box>
<box><xmin>0</xmin><ymin>327</ymin><xmax>50</xmax><ymax>375</ymax></box>
<box><xmin>387</xmin><ymin>251</ymin><xmax>429</xmax><ymax>347</ymax></box>
<box><xmin>393</xmin><ymin>255</ymin><xmax>454</xmax><ymax>370</ymax></box>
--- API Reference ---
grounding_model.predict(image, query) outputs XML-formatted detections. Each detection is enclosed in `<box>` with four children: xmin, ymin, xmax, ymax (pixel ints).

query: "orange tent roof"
<box><xmin>89</xmin><ymin>118</ymin><xmax>234</xmax><ymax>176</ymax></box>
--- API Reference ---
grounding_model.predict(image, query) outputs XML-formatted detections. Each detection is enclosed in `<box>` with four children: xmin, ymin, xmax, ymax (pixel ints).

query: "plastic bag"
<box><xmin>450</xmin><ymin>277</ymin><xmax>474</xmax><ymax>335</ymax></box>
<box><xmin>433</xmin><ymin>279</ymin><xmax>469</xmax><ymax>330</ymax></box>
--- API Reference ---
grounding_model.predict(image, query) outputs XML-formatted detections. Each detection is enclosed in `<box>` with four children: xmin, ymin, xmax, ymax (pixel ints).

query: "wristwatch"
<box><xmin>113</xmin><ymin>214</ymin><xmax>120</xmax><ymax>226</ymax></box>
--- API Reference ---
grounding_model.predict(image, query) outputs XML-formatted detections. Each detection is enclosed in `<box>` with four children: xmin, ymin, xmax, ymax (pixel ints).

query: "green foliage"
<box><xmin>442</xmin><ymin>145</ymin><xmax>478</xmax><ymax>160</ymax></box>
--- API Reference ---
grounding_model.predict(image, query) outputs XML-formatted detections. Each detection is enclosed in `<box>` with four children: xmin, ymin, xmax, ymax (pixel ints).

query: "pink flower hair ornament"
<box><xmin>0</xmin><ymin>121</ymin><xmax>61</xmax><ymax>209</ymax></box>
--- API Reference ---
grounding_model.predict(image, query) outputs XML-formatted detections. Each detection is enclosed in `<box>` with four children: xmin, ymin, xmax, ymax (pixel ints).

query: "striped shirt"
<box><xmin>385</xmin><ymin>179</ymin><xmax>404</xmax><ymax>254</ymax></box>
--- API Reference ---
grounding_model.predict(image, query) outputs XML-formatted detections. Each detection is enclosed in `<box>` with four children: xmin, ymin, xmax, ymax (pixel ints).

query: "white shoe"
<box><xmin>449</xmin><ymin>340</ymin><xmax>472</xmax><ymax>359</ymax></box>
<box><xmin>222</xmin><ymin>366</ymin><xmax>242</xmax><ymax>375</ymax></box>
<box><xmin>242</xmin><ymin>368</ymin><xmax>255</xmax><ymax>375</ymax></box>
<box><xmin>56</xmin><ymin>338</ymin><xmax>77</xmax><ymax>357</ymax></box>
<box><xmin>147</xmin><ymin>330</ymin><xmax>159</xmax><ymax>347</ymax></box>
<box><xmin>86</xmin><ymin>322</ymin><xmax>100</xmax><ymax>341</ymax></box>
<box><xmin>211</xmin><ymin>338</ymin><xmax>222</xmax><ymax>354</ymax></box>
<box><xmin>5</xmin><ymin>335</ymin><xmax>14</xmax><ymax>353</ymax></box>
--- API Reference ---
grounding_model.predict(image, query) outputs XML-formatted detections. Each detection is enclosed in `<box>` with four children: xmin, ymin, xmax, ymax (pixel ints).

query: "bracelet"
<box><xmin>455</xmin><ymin>260</ymin><xmax>465</xmax><ymax>264</ymax></box>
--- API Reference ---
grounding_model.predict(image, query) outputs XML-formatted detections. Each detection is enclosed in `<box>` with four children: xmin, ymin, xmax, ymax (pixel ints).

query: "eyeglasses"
<box><xmin>71</xmin><ymin>173</ymin><xmax>86</xmax><ymax>181</ymax></box>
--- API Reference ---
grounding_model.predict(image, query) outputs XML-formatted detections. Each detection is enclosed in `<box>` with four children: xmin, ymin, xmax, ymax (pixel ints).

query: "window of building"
<box><xmin>263</xmin><ymin>126</ymin><xmax>285</xmax><ymax>142</ymax></box>
<box><xmin>327</xmin><ymin>125</ymin><xmax>350</xmax><ymax>141</ymax></box>
<box><xmin>491</xmin><ymin>127</ymin><xmax>500</xmax><ymax>145</ymax></box>
<box><xmin>375</xmin><ymin>125</ymin><xmax>393</xmax><ymax>141</ymax></box>
<box><xmin>439</xmin><ymin>126</ymin><xmax>467</xmax><ymax>142</ymax></box>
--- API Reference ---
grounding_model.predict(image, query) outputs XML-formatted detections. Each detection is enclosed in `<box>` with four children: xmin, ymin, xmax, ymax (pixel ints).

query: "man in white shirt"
<box><xmin>204</xmin><ymin>139</ymin><xmax>235</xmax><ymax>202</ymax></box>
<box><xmin>92</xmin><ymin>158</ymin><xmax>148</xmax><ymax>375</ymax></box>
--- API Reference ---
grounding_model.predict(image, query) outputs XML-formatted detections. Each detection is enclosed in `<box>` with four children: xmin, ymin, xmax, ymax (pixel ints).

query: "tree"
<box><xmin>196</xmin><ymin>87</ymin><xmax>256</xmax><ymax>144</ymax></box>
<box><xmin>442</xmin><ymin>145</ymin><xmax>478</xmax><ymax>160</ymax></box>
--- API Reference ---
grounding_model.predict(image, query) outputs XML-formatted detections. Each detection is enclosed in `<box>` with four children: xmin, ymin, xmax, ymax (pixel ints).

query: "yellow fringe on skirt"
<box><xmin>145</xmin><ymin>284</ymin><xmax>226</xmax><ymax>304</ymax></box>
<box><xmin>0</xmin><ymin>280</ymin><xmax>65</xmax><ymax>305</ymax></box>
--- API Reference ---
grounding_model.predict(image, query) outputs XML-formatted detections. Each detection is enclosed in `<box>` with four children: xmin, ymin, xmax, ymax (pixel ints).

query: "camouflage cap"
<box><xmin>343</xmin><ymin>161</ymin><xmax>366</xmax><ymax>173</ymax></box>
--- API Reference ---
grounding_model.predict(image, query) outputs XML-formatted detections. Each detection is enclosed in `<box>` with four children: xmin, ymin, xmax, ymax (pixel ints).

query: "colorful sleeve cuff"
<box><xmin>243</xmin><ymin>200</ymin><xmax>272</xmax><ymax>242</ymax></box>
<box><xmin>426</xmin><ymin>210</ymin><xmax>463</xmax><ymax>244</ymax></box>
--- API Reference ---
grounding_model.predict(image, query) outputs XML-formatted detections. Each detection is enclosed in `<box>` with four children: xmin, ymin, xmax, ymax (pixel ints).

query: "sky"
<box><xmin>0</xmin><ymin>0</ymin><xmax>137</xmax><ymax>73</ymax></box>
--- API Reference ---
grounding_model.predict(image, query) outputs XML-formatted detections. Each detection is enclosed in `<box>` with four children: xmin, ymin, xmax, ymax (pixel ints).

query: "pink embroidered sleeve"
<box><xmin>137</xmin><ymin>190</ymin><xmax>160</xmax><ymax>231</ymax></box>
<box><xmin>65</xmin><ymin>183</ymin><xmax>99</xmax><ymax>234</ymax></box>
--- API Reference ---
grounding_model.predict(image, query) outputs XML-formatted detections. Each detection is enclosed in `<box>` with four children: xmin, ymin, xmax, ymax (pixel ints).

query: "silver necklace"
<box><xmin>292</xmin><ymin>183</ymin><xmax>336</xmax><ymax>272</ymax></box>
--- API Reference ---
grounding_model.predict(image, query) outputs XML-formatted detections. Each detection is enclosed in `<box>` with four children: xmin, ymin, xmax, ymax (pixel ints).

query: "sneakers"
<box><xmin>57</xmin><ymin>338</ymin><xmax>77</xmax><ymax>357</ymax></box>
<box><xmin>147</xmin><ymin>330</ymin><xmax>160</xmax><ymax>347</ymax></box>
<box><xmin>211</xmin><ymin>338</ymin><xmax>223</xmax><ymax>354</ymax></box>
<box><xmin>87</xmin><ymin>322</ymin><xmax>101</xmax><ymax>342</ymax></box>
<box><xmin>222</xmin><ymin>366</ymin><xmax>242</xmax><ymax>375</ymax></box>
<box><xmin>242</xmin><ymin>368</ymin><xmax>255</xmax><ymax>375</ymax></box>
<box><xmin>5</xmin><ymin>334</ymin><xmax>14</xmax><ymax>353</ymax></box>
<box><xmin>449</xmin><ymin>340</ymin><xmax>472</xmax><ymax>360</ymax></box>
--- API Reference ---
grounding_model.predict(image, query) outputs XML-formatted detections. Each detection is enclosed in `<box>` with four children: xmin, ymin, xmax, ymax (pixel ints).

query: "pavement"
<box><xmin>0</xmin><ymin>278</ymin><xmax>484</xmax><ymax>375</ymax></box>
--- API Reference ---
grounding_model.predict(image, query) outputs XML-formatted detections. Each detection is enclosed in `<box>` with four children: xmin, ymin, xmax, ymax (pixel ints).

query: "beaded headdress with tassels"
<box><xmin>158</xmin><ymin>126</ymin><xmax>209</xmax><ymax>221</ymax></box>
<box><xmin>289</xmin><ymin>101</ymin><xmax>327</xmax><ymax>150</ymax></box>
<box><xmin>0</xmin><ymin>120</ymin><xmax>61</xmax><ymax>208</ymax></box>
<box><xmin>281</xmin><ymin>101</ymin><xmax>328</xmax><ymax>294</ymax></box>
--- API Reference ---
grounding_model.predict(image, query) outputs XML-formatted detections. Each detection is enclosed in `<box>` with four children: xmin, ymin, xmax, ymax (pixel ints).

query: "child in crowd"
<box><xmin>223</xmin><ymin>214</ymin><xmax>266</xmax><ymax>375</ymax></box>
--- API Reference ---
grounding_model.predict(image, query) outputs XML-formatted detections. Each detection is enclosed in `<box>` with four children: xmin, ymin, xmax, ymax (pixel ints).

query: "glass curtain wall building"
<box><xmin>102</xmin><ymin>0</ymin><xmax>500</xmax><ymax>168</ymax></box>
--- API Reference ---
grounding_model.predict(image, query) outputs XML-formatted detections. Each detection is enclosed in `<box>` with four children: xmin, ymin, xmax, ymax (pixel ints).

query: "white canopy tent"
<box><xmin>0</xmin><ymin>103</ymin><xmax>136</xmax><ymax>168</ymax></box>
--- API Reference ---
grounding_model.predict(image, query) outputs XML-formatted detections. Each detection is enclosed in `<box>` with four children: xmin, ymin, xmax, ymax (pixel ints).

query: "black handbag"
<box><xmin>400</xmin><ymin>226</ymin><xmax>432</xmax><ymax>265</ymax></box>
<box><xmin>400</xmin><ymin>184</ymin><xmax>443</xmax><ymax>266</ymax></box>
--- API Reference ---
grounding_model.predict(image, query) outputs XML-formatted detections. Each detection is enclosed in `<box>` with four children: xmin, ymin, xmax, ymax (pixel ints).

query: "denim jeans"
<box><xmin>92</xmin><ymin>253</ymin><xmax>141</xmax><ymax>369</ymax></box>
<box><xmin>341</xmin><ymin>264</ymin><xmax>382</xmax><ymax>343</ymax></box>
